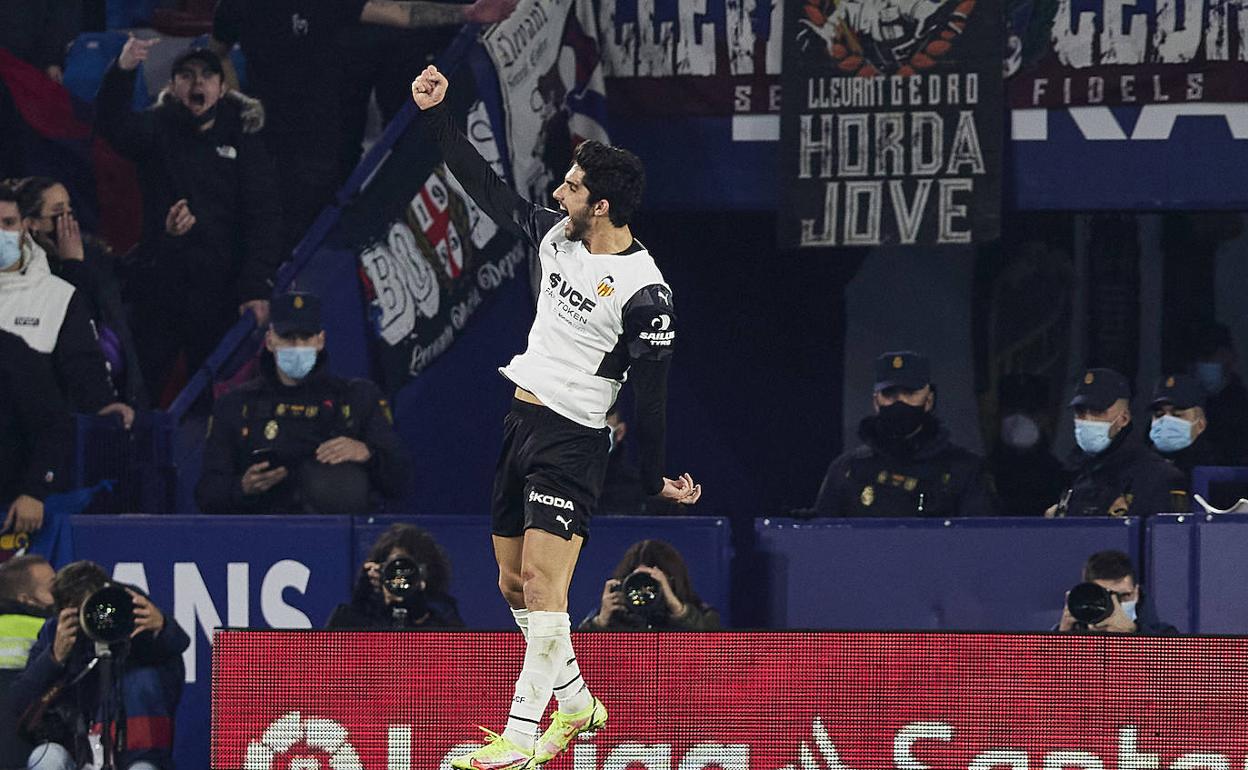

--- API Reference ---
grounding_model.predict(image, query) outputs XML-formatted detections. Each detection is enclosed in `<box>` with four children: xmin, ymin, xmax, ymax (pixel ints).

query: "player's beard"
<box><xmin>564</xmin><ymin>208</ymin><xmax>591</xmax><ymax>242</ymax></box>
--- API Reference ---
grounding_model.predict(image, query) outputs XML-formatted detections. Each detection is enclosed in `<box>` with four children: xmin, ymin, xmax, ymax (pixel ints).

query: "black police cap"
<box><xmin>1069</xmin><ymin>368</ymin><xmax>1131</xmax><ymax>411</ymax></box>
<box><xmin>874</xmin><ymin>351</ymin><xmax>930</xmax><ymax>392</ymax></box>
<box><xmin>1151</xmin><ymin>373</ymin><xmax>1205</xmax><ymax>410</ymax></box>
<box><xmin>271</xmin><ymin>292</ymin><xmax>322</xmax><ymax>336</ymax></box>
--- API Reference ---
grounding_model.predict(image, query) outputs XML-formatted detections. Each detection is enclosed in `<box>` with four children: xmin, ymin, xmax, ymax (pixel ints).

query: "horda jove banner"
<box><xmin>779</xmin><ymin>0</ymin><xmax>1003</xmax><ymax>248</ymax></box>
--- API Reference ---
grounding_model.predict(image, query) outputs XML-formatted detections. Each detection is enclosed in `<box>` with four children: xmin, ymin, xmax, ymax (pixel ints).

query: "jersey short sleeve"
<box><xmin>623</xmin><ymin>284</ymin><xmax>676</xmax><ymax>361</ymax></box>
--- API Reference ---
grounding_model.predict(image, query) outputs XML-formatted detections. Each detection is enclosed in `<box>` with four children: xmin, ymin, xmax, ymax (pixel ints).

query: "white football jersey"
<box><xmin>501</xmin><ymin>219</ymin><xmax>673</xmax><ymax>429</ymax></box>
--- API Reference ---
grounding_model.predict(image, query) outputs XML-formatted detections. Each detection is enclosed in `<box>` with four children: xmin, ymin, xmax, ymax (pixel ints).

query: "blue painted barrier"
<box><xmin>1146</xmin><ymin>512</ymin><xmax>1248</xmax><ymax>634</ymax></box>
<box><xmin>755</xmin><ymin>516</ymin><xmax>1143</xmax><ymax>631</ymax></box>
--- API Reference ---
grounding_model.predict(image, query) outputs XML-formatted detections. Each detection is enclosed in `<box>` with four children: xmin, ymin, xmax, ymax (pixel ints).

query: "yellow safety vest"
<box><xmin>0</xmin><ymin>612</ymin><xmax>45</xmax><ymax>670</ymax></box>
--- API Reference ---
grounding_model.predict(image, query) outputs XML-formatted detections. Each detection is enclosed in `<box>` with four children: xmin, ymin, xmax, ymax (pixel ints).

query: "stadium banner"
<box><xmin>1005</xmin><ymin>0</ymin><xmax>1248</xmax><ymax>109</ymax></box>
<box><xmin>482</xmin><ymin>0</ymin><xmax>609</xmax><ymax>203</ymax></box>
<box><xmin>777</xmin><ymin>0</ymin><xmax>1004</xmax><ymax>248</ymax></box>
<box><xmin>212</xmin><ymin>630</ymin><xmax>1248</xmax><ymax>770</ymax></box>
<box><xmin>336</xmin><ymin>61</ymin><xmax>528</xmax><ymax>392</ymax></box>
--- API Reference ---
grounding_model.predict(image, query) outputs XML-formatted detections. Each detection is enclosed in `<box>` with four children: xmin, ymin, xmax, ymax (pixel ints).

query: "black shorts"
<box><xmin>491</xmin><ymin>399</ymin><xmax>610</xmax><ymax>541</ymax></box>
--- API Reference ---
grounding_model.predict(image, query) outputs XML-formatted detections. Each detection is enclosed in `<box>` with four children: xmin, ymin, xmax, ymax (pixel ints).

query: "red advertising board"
<box><xmin>212</xmin><ymin>631</ymin><xmax>1248</xmax><ymax>770</ymax></box>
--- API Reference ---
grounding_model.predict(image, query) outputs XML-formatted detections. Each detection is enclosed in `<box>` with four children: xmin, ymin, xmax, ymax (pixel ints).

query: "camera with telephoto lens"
<box><xmin>611</xmin><ymin>571</ymin><xmax>667</xmax><ymax>627</ymax></box>
<box><xmin>381</xmin><ymin>557</ymin><xmax>427</xmax><ymax>599</ymax></box>
<box><xmin>1066</xmin><ymin>582</ymin><xmax>1114</xmax><ymax>627</ymax></box>
<box><xmin>79</xmin><ymin>583</ymin><xmax>135</xmax><ymax>644</ymax></box>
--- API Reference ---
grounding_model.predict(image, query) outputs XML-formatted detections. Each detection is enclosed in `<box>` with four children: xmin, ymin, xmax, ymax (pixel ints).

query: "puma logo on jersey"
<box><xmin>547</xmin><ymin>273</ymin><xmax>597</xmax><ymax>313</ymax></box>
<box><xmin>555</xmin><ymin>515</ymin><xmax>573</xmax><ymax>531</ymax></box>
<box><xmin>529</xmin><ymin>490</ymin><xmax>575</xmax><ymax>510</ymax></box>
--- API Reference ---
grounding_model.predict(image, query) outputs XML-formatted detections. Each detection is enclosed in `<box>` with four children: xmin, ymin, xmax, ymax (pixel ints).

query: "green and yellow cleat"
<box><xmin>533</xmin><ymin>698</ymin><xmax>608</xmax><ymax>765</ymax></box>
<box><xmin>452</xmin><ymin>728</ymin><xmax>535</xmax><ymax>770</ymax></box>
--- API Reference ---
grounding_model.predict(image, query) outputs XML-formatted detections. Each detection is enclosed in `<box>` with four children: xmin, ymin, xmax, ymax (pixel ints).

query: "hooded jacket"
<box><xmin>95</xmin><ymin>62</ymin><xmax>283</xmax><ymax>303</ymax></box>
<box><xmin>0</xmin><ymin>238</ymin><xmax>117</xmax><ymax>412</ymax></box>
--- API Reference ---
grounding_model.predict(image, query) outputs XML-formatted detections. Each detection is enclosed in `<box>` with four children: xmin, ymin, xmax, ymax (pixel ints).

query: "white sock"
<box><xmin>511</xmin><ymin>607</ymin><xmax>530</xmax><ymax>638</ymax></box>
<box><xmin>502</xmin><ymin>611</ymin><xmax>570</xmax><ymax>749</ymax></box>
<box><xmin>515</xmin><ymin>607</ymin><xmax>592</xmax><ymax>713</ymax></box>
<box><xmin>551</xmin><ymin>646</ymin><xmax>594</xmax><ymax>714</ymax></box>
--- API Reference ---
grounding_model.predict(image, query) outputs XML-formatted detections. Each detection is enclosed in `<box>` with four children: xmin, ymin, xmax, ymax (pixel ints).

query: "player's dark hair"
<box><xmin>52</xmin><ymin>560</ymin><xmax>109</xmax><ymax>611</ymax></box>
<box><xmin>611</xmin><ymin>539</ymin><xmax>703</xmax><ymax>607</ymax></box>
<box><xmin>364</xmin><ymin>523</ymin><xmax>452</xmax><ymax>594</ymax></box>
<box><xmin>1083</xmin><ymin>550</ymin><xmax>1135</xmax><ymax>583</ymax></box>
<box><xmin>574</xmin><ymin>141</ymin><xmax>645</xmax><ymax>227</ymax></box>
<box><xmin>0</xmin><ymin>554</ymin><xmax>50</xmax><ymax>602</ymax></box>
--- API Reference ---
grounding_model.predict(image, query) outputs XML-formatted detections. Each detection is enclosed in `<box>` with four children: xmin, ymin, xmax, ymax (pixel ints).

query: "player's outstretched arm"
<box><xmin>412</xmin><ymin>65</ymin><xmax>560</xmax><ymax>247</ymax></box>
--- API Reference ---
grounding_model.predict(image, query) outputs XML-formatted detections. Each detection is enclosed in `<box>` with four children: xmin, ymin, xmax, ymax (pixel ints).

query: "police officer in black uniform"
<box><xmin>1147</xmin><ymin>373</ymin><xmax>1221</xmax><ymax>487</ymax></box>
<box><xmin>1049</xmin><ymin>368</ymin><xmax>1186</xmax><ymax>518</ymax></box>
<box><xmin>195</xmin><ymin>292</ymin><xmax>411</xmax><ymax>514</ymax></box>
<box><xmin>810</xmin><ymin>351</ymin><xmax>996</xmax><ymax>518</ymax></box>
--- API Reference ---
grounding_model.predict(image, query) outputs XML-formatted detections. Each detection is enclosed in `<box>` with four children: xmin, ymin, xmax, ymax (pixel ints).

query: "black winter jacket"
<box><xmin>95</xmin><ymin>63</ymin><xmax>283</xmax><ymax>303</ymax></box>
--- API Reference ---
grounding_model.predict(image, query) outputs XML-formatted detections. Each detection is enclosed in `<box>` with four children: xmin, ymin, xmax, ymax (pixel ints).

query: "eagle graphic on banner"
<box><xmin>796</xmin><ymin>0</ymin><xmax>973</xmax><ymax>77</ymax></box>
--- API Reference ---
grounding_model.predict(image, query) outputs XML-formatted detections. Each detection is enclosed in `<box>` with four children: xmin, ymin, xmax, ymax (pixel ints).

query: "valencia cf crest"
<box><xmin>596</xmin><ymin>276</ymin><xmax>615</xmax><ymax>297</ymax></box>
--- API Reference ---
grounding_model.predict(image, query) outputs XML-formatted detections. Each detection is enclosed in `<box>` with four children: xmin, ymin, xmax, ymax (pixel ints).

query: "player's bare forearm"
<box><xmin>361</xmin><ymin>0</ymin><xmax>466</xmax><ymax>27</ymax></box>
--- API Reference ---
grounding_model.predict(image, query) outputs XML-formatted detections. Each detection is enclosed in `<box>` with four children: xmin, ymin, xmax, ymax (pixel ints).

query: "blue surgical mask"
<box><xmin>1074</xmin><ymin>418</ymin><xmax>1113</xmax><ymax>455</ymax></box>
<box><xmin>1121</xmin><ymin>599</ymin><xmax>1138</xmax><ymax>622</ymax></box>
<box><xmin>275</xmin><ymin>346</ymin><xmax>317</xmax><ymax>380</ymax></box>
<box><xmin>1150</xmin><ymin>414</ymin><xmax>1194</xmax><ymax>454</ymax></box>
<box><xmin>1195</xmin><ymin>362</ymin><xmax>1226</xmax><ymax>395</ymax></box>
<box><xmin>0</xmin><ymin>229</ymin><xmax>21</xmax><ymax>270</ymax></box>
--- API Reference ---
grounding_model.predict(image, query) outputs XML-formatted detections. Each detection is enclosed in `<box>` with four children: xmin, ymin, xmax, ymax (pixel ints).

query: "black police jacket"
<box><xmin>811</xmin><ymin>415</ymin><xmax>996</xmax><ymax>518</ymax></box>
<box><xmin>1203</xmin><ymin>374</ymin><xmax>1248</xmax><ymax>464</ymax></box>
<box><xmin>1059</xmin><ymin>422</ymin><xmax>1186</xmax><ymax>518</ymax></box>
<box><xmin>1154</xmin><ymin>432</ymin><xmax>1223</xmax><ymax>489</ymax></box>
<box><xmin>195</xmin><ymin>354</ymin><xmax>411</xmax><ymax>514</ymax></box>
<box><xmin>0</xmin><ymin>330</ymin><xmax>72</xmax><ymax>505</ymax></box>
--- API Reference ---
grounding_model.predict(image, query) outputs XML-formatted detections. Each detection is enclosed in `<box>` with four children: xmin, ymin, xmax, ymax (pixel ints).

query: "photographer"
<box><xmin>581</xmin><ymin>540</ymin><xmax>720</xmax><ymax>631</ymax></box>
<box><xmin>1056</xmin><ymin>550</ymin><xmax>1176</xmax><ymax>635</ymax></box>
<box><xmin>8</xmin><ymin>561</ymin><xmax>189</xmax><ymax>770</ymax></box>
<box><xmin>327</xmin><ymin>524</ymin><xmax>463</xmax><ymax>629</ymax></box>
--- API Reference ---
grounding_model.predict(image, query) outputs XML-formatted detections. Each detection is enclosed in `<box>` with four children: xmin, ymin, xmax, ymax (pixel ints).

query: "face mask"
<box><xmin>1074</xmin><ymin>418</ymin><xmax>1114</xmax><ymax>455</ymax></box>
<box><xmin>876</xmin><ymin>401</ymin><xmax>927</xmax><ymax>439</ymax></box>
<box><xmin>1150</xmin><ymin>414</ymin><xmax>1194</xmax><ymax>454</ymax></box>
<box><xmin>276</xmin><ymin>346</ymin><xmax>317</xmax><ymax>380</ymax></box>
<box><xmin>1195</xmin><ymin>362</ymin><xmax>1226</xmax><ymax>395</ymax></box>
<box><xmin>1120</xmin><ymin>600</ymin><xmax>1138</xmax><ymax>622</ymax></box>
<box><xmin>0</xmin><ymin>229</ymin><xmax>22</xmax><ymax>270</ymax></box>
<box><xmin>1001</xmin><ymin>413</ymin><xmax>1041</xmax><ymax>450</ymax></box>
